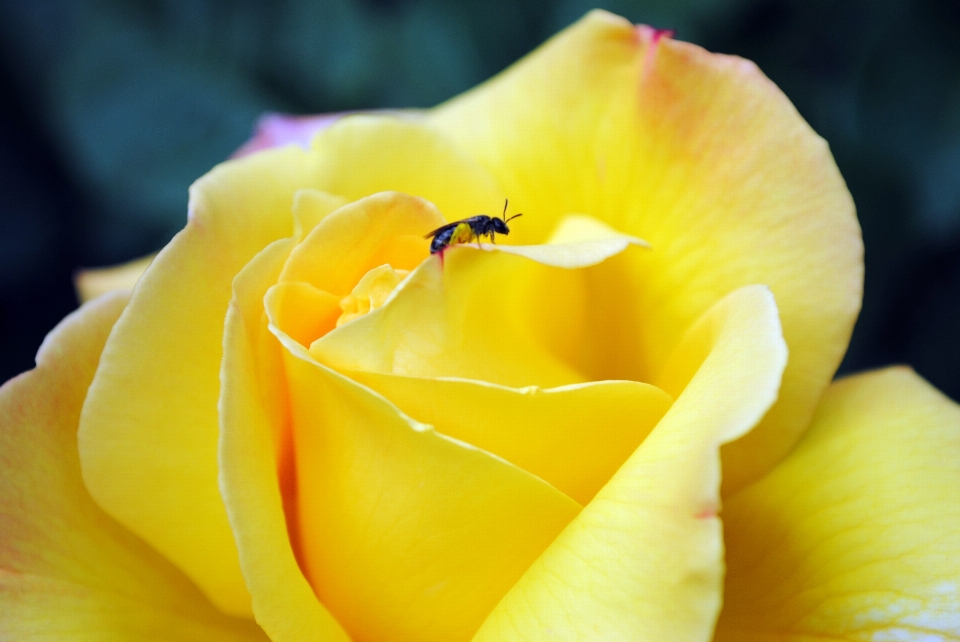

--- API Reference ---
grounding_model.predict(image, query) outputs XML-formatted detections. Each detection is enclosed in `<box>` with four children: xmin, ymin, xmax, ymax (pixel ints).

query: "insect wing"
<box><xmin>424</xmin><ymin>222</ymin><xmax>458</xmax><ymax>240</ymax></box>
<box><xmin>424</xmin><ymin>216</ymin><xmax>487</xmax><ymax>239</ymax></box>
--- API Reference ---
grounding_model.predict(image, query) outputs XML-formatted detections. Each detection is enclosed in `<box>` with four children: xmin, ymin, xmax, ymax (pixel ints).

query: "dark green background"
<box><xmin>1</xmin><ymin>0</ymin><xmax>958</xmax><ymax>400</ymax></box>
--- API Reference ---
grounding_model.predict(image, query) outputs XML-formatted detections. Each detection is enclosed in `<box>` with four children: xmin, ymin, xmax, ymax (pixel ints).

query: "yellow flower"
<box><xmin>2</xmin><ymin>10</ymin><xmax>958</xmax><ymax>641</ymax></box>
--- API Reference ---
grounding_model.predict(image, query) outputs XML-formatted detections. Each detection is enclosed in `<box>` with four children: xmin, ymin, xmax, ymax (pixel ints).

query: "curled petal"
<box><xmin>479</xmin><ymin>214</ymin><xmax>648</xmax><ymax>269</ymax></box>
<box><xmin>279</xmin><ymin>191</ymin><xmax>445</xmax><ymax>295</ymax></box>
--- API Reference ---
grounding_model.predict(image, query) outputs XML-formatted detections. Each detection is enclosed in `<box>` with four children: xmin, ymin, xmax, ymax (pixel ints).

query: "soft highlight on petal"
<box><xmin>0</xmin><ymin>293</ymin><xmax>265</xmax><ymax>641</ymax></box>
<box><xmin>431</xmin><ymin>9</ymin><xmax>862</xmax><ymax>492</ymax></box>
<box><xmin>472</xmin><ymin>285</ymin><xmax>787</xmax><ymax>641</ymax></box>
<box><xmin>716</xmin><ymin>368</ymin><xmax>960</xmax><ymax>642</ymax></box>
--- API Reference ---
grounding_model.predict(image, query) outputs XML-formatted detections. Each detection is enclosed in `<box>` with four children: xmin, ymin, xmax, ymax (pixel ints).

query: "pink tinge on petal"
<box><xmin>635</xmin><ymin>24</ymin><xmax>676</xmax><ymax>80</ymax></box>
<box><xmin>635</xmin><ymin>24</ymin><xmax>676</xmax><ymax>44</ymax></box>
<box><xmin>232</xmin><ymin>112</ymin><xmax>346</xmax><ymax>158</ymax></box>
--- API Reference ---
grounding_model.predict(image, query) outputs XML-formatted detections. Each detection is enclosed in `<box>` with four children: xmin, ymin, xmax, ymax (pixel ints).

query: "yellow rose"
<box><xmin>3</xmin><ymin>10</ymin><xmax>959</xmax><ymax>641</ymax></box>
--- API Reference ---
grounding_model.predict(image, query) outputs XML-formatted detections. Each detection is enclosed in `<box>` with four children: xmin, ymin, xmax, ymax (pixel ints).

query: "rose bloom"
<box><xmin>3</xmin><ymin>10</ymin><xmax>959</xmax><ymax>642</ymax></box>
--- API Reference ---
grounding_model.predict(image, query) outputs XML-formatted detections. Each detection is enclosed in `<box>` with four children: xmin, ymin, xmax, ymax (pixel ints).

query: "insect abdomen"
<box><xmin>430</xmin><ymin>222</ymin><xmax>476</xmax><ymax>253</ymax></box>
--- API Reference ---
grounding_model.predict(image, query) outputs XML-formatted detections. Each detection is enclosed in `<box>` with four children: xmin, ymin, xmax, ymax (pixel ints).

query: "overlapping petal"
<box><xmin>23</xmin><ymin>10</ymin><xmax>916</xmax><ymax>642</ymax></box>
<box><xmin>349</xmin><ymin>373</ymin><xmax>672</xmax><ymax>505</ymax></box>
<box><xmin>76</xmin><ymin>147</ymin><xmax>330</xmax><ymax>615</ymax></box>
<box><xmin>312</xmin><ymin>214</ymin><xmax>645</xmax><ymax>388</ymax></box>
<box><xmin>228</xmin><ymin>190</ymin><xmax>599</xmax><ymax>642</ymax></box>
<box><xmin>716</xmin><ymin>368</ymin><xmax>960</xmax><ymax>641</ymax></box>
<box><xmin>220</xmin><ymin>235</ymin><xmax>351</xmax><ymax>642</ymax></box>
<box><xmin>278</xmin><ymin>191</ymin><xmax>445</xmax><ymax>294</ymax></box>
<box><xmin>279</xmin><ymin>331</ymin><xmax>581</xmax><ymax>642</ymax></box>
<box><xmin>430</xmin><ymin>10</ymin><xmax>862</xmax><ymax>493</ymax></box>
<box><xmin>0</xmin><ymin>292</ymin><xmax>265</xmax><ymax>641</ymax></box>
<box><xmin>471</xmin><ymin>285</ymin><xmax>787</xmax><ymax>641</ymax></box>
<box><xmin>76</xmin><ymin>115</ymin><xmax>505</xmax><ymax>614</ymax></box>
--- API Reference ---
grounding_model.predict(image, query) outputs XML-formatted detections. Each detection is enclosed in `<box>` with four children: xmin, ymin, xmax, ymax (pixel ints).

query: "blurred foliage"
<box><xmin>0</xmin><ymin>0</ymin><xmax>958</xmax><ymax>399</ymax></box>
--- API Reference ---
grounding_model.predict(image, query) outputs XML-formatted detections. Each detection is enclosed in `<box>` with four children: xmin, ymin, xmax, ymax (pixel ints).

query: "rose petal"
<box><xmin>276</xmin><ymin>328</ymin><xmax>580</xmax><ymax>642</ymax></box>
<box><xmin>74</xmin><ymin>254</ymin><xmax>155</xmax><ymax>303</ymax></box>
<box><xmin>430</xmin><ymin>9</ymin><xmax>862</xmax><ymax>493</ymax></box>
<box><xmin>478</xmin><ymin>213</ymin><xmax>648</xmax><ymax>269</ymax></box>
<box><xmin>309</xmin><ymin>113</ymin><xmax>503</xmax><ymax>222</ymax></box>
<box><xmin>264</xmin><ymin>281</ymin><xmax>343</xmax><ymax>348</ymax></box>
<box><xmin>220</xmin><ymin>236</ymin><xmax>351</xmax><ymax>642</ymax></box>
<box><xmin>227</xmin><ymin>188</ymin><xmax>592</xmax><ymax>641</ymax></box>
<box><xmin>290</xmin><ymin>188</ymin><xmax>349</xmax><ymax>236</ymax></box>
<box><xmin>77</xmin><ymin>112</ymin><xmax>504</xmax><ymax>614</ymax></box>
<box><xmin>472</xmin><ymin>285</ymin><xmax>787</xmax><ymax>640</ymax></box>
<box><xmin>312</xmin><ymin>253</ymin><xmax>582</xmax><ymax>387</ymax></box>
<box><xmin>347</xmin><ymin>372</ymin><xmax>672</xmax><ymax>505</ymax></box>
<box><xmin>716</xmin><ymin>367</ymin><xmax>960</xmax><ymax>641</ymax></box>
<box><xmin>278</xmin><ymin>191</ymin><xmax>445</xmax><ymax>294</ymax></box>
<box><xmin>0</xmin><ymin>293</ymin><xmax>265</xmax><ymax>640</ymax></box>
<box><xmin>312</xmin><ymin>216</ymin><xmax>644</xmax><ymax>388</ymax></box>
<box><xmin>231</xmin><ymin>112</ymin><xmax>343</xmax><ymax>158</ymax></box>
<box><xmin>76</xmin><ymin>147</ymin><xmax>334</xmax><ymax>615</ymax></box>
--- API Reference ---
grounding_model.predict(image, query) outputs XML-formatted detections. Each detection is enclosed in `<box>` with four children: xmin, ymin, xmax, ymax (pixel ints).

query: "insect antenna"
<box><xmin>501</xmin><ymin>198</ymin><xmax>522</xmax><ymax>223</ymax></box>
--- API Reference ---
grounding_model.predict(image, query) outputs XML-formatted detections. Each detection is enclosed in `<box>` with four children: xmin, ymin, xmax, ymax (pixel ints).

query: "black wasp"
<box><xmin>424</xmin><ymin>200</ymin><xmax>523</xmax><ymax>254</ymax></box>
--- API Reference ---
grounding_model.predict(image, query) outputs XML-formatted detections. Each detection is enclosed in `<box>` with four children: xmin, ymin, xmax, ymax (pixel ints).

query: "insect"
<box><xmin>424</xmin><ymin>199</ymin><xmax>523</xmax><ymax>254</ymax></box>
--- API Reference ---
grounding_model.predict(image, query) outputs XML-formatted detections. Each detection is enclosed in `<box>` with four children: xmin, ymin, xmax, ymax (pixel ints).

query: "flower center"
<box><xmin>337</xmin><ymin>264</ymin><xmax>409</xmax><ymax>327</ymax></box>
